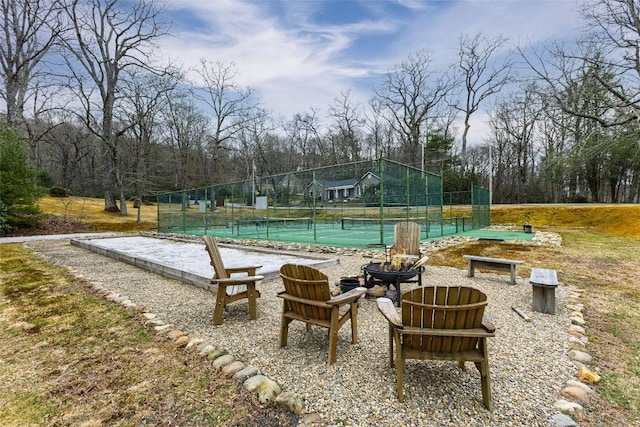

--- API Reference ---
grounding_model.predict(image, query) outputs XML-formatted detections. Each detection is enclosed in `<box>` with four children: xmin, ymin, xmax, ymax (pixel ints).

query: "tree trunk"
<box><xmin>118</xmin><ymin>163</ymin><xmax>127</xmax><ymax>216</ymax></box>
<box><xmin>102</xmin><ymin>147</ymin><xmax>119</xmax><ymax>212</ymax></box>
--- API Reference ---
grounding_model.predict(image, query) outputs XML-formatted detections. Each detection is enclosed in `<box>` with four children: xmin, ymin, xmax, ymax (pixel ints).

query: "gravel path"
<box><xmin>26</xmin><ymin>237</ymin><xmax>574</xmax><ymax>427</ymax></box>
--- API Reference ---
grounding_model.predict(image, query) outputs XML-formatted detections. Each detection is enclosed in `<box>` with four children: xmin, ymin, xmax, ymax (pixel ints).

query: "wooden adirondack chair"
<box><xmin>278</xmin><ymin>263</ymin><xmax>367</xmax><ymax>365</ymax></box>
<box><xmin>392</xmin><ymin>221</ymin><xmax>422</xmax><ymax>256</ymax></box>
<box><xmin>377</xmin><ymin>286</ymin><xmax>496</xmax><ymax>410</ymax></box>
<box><xmin>203</xmin><ymin>235</ymin><xmax>263</xmax><ymax>325</ymax></box>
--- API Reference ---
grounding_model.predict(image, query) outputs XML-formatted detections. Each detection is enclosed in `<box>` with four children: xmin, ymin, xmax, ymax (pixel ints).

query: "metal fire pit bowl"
<box><xmin>362</xmin><ymin>262</ymin><xmax>423</xmax><ymax>306</ymax></box>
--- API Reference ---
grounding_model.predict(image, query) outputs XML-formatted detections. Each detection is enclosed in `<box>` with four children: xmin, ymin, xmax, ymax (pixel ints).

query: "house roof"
<box><xmin>322</xmin><ymin>178</ymin><xmax>358</xmax><ymax>188</ymax></box>
<box><xmin>359</xmin><ymin>171</ymin><xmax>380</xmax><ymax>181</ymax></box>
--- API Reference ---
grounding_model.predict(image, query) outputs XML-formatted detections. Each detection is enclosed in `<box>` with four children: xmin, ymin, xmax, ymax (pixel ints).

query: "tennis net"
<box><xmin>235</xmin><ymin>217</ymin><xmax>312</xmax><ymax>235</ymax></box>
<box><xmin>341</xmin><ymin>217</ymin><xmax>427</xmax><ymax>230</ymax></box>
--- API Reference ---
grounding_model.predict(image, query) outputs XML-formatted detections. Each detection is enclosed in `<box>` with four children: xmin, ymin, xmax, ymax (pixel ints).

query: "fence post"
<box><xmin>312</xmin><ymin>170</ymin><xmax>317</xmax><ymax>243</ymax></box>
<box><xmin>378</xmin><ymin>157</ymin><xmax>385</xmax><ymax>244</ymax></box>
<box><xmin>424</xmin><ymin>173</ymin><xmax>429</xmax><ymax>239</ymax></box>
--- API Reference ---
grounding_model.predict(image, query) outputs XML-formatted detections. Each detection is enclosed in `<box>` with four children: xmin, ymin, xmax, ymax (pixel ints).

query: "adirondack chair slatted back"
<box><xmin>203</xmin><ymin>235</ymin><xmax>262</xmax><ymax>325</ymax></box>
<box><xmin>280</xmin><ymin>264</ymin><xmax>331</xmax><ymax>321</ymax></box>
<box><xmin>402</xmin><ymin>286</ymin><xmax>487</xmax><ymax>353</ymax></box>
<box><xmin>203</xmin><ymin>235</ymin><xmax>229</xmax><ymax>280</ymax></box>
<box><xmin>394</xmin><ymin>222</ymin><xmax>421</xmax><ymax>256</ymax></box>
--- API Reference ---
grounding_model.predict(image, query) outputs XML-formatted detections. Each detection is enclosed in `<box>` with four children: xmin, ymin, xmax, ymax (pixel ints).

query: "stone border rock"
<box><xmin>550</xmin><ymin>288</ymin><xmax>599</xmax><ymax>427</ymax></box>
<box><xmin>82</xmin><ymin>280</ymin><xmax>303</xmax><ymax>416</ymax></box>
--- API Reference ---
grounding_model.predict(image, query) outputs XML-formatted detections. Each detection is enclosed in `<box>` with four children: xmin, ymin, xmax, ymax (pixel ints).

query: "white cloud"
<box><xmin>159</xmin><ymin>0</ymin><xmax>398</xmax><ymax>119</ymax></box>
<box><xmin>156</xmin><ymin>0</ymin><xmax>586</xmax><ymax>136</ymax></box>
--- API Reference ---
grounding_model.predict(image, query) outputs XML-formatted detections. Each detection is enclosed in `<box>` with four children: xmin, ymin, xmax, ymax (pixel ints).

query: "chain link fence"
<box><xmin>156</xmin><ymin>159</ymin><xmax>489</xmax><ymax>247</ymax></box>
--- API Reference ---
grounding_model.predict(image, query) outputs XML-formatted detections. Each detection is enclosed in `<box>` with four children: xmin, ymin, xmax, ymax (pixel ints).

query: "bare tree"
<box><xmin>62</xmin><ymin>0</ymin><xmax>168</xmax><ymax>212</ymax></box>
<box><xmin>160</xmin><ymin>88</ymin><xmax>208</xmax><ymax>189</ymax></box>
<box><xmin>363</xmin><ymin>98</ymin><xmax>394</xmax><ymax>160</ymax></box>
<box><xmin>487</xmin><ymin>84</ymin><xmax>545</xmax><ymax>202</ymax></box>
<box><xmin>523</xmin><ymin>0</ymin><xmax>640</xmax><ymax>127</ymax></box>
<box><xmin>535</xmin><ymin>99</ymin><xmax>571</xmax><ymax>203</ymax></box>
<box><xmin>0</xmin><ymin>0</ymin><xmax>63</xmax><ymax>127</ymax></box>
<box><xmin>37</xmin><ymin>113</ymin><xmax>98</xmax><ymax>191</ymax></box>
<box><xmin>194</xmin><ymin>60</ymin><xmax>264</xmax><ymax>176</ymax></box>
<box><xmin>237</xmin><ymin>109</ymin><xmax>275</xmax><ymax>174</ymax></box>
<box><xmin>582</xmin><ymin>0</ymin><xmax>640</xmax><ymax>118</ymax></box>
<box><xmin>283</xmin><ymin>109</ymin><xmax>324</xmax><ymax>169</ymax></box>
<box><xmin>253</xmin><ymin>133</ymin><xmax>289</xmax><ymax>178</ymax></box>
<box><xmin>373</xmin><ymin>50</ymin><xmax>453</xmax><ymax>168</ymax></box>
<box><xmin>119</xmin><ymin>70</ymin><xmax>177</xmax><ymax>220</ymax></box>
<box><xmin>232</xmin><ymin>109</ymin><xmax>280</xmax><ymax>196</ymax></box>
<box><xmin>328</xmin><ymin>89</ymin><xmax>365</xmax><ymax>163</ymax></box>
<box><xmin>455</xmin><ymin>33</ymin><xmax>513</xmax><ymax>155</ymax></box>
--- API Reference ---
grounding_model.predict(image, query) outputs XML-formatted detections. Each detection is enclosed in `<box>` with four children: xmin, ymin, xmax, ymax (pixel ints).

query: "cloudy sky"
<box><xmin>157</xmin><ymin>0</ymin><xmax>586</xmax><ymax>144</ymax></box>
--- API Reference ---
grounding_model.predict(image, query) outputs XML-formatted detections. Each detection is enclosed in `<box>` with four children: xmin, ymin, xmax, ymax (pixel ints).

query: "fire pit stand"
<box><xmin>362</xmin><ymin>262</ymin><xmax>423</xmax><ymax>306</ymax></box>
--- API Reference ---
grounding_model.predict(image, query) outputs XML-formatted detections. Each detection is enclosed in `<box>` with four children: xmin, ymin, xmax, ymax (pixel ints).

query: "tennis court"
<box><xmin>179</xmin><ymin>216</ymin><xmax>496</xmax><ymax>248</ymax></box>
<box><xmin>157</xmin><ymin>158</ymin><xmax>493</xmax><ymax>248</ymax></box>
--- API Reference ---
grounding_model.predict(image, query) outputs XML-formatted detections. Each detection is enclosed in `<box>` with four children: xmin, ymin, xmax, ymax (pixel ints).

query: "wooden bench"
<box><xmin>529</xmin><ymin>268</ymin><xmax>559</xmax><ymax>314</ymax></box>
<box><xmin>463</xmin><ymin>255</ymin><xmax>524</xmax><ymax>286</ymax></box>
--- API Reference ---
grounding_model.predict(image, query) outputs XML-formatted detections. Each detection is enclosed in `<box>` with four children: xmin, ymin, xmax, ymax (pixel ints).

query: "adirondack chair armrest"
<box><xmin>277</xmin><ymin>291</ymin><xmax>333</xmax><ymax>308</ymax></box>
<box><xmin>400</xmin><ymin>326</ymin><xmax>495</xmax><ymax>338</ymax></box>
<box><xmin>327</xmin><ymin>287</ymin><xmax>367</xmax><ymax>306</ymax></box>
<box><xmin>376</xmin><ymin>297</ymin><xmax>403</xmax><ymax>328</ymax></box>
<box><xmin>225</xmin><ymin>265</ymin><xmax>262</xmax><ymax>275</ymax></box>
<box><xmin>211</xmin><ymin>275</ymin><xmax>264</xmax><ymax>285</ymax></box>
<box><xmin>482</xmin><ymin>314</ymin><xmax>496</xmax><ymax>333</ymax></box>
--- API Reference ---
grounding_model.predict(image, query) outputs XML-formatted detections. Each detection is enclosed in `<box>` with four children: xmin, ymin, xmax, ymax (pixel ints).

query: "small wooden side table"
<box><xmin>529</xmin><ymin>268</ymin><xmax>559</xmax><ymax>314</ymax></box>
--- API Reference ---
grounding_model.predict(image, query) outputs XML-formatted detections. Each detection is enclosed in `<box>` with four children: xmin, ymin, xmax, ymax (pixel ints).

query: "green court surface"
<box><xmin>182</xmin><ymin>222</ymin><xmax>533</xmax><ymax>249</ymax></box>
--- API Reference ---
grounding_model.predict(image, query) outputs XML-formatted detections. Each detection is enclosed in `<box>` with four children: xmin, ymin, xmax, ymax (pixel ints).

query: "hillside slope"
<box><xmin>490</xmin><ymin>204</ymin><xmax>640</xmax><ymax>237</ymax></box>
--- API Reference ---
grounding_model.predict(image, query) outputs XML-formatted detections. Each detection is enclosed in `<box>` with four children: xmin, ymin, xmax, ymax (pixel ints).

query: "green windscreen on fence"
<box><xmin>156</xmin><ymin>158</ymin><xmax>490</xmax><ymax>248</ymax></box>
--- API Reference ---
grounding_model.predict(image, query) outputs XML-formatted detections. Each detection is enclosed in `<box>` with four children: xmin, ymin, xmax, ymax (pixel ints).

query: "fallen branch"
<box><xmin>511</xmin><ymin>306</ymin><xmax>531</xmax><ymax>322</ymax></box>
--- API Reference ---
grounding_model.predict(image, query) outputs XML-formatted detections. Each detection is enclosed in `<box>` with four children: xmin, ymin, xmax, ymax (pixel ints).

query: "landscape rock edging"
<box><xmin>551</xmin><ymin>287</ymin><xmax>600</xmax><ymax>427</ymax></box>
<box><xmin>81</xmin><ymin>277</ymin><xmax>301</xmax><ymax>416</ymax></box>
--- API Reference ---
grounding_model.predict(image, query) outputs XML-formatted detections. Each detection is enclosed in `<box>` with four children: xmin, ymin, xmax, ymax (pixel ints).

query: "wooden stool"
<box><xmin>530</xmin><ymin>268</ymin><xmax>558</xmax><ymax>314</ymax></box>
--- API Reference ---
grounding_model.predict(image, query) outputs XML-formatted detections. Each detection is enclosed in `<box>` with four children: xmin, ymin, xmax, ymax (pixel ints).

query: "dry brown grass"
<box><xmin>491</xmin><ymin>204</ymin><xmax>640</xmax><ymax>238</ymax></box>
<box><xmin>0</xmin><ymin>244</ymin><xmax>296</xmax><ymax>426</ymax></box>
<box><xmin>38</xmin><ymin>196</ymin><xmax>158</xmax><ymax>233</ymax></box>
